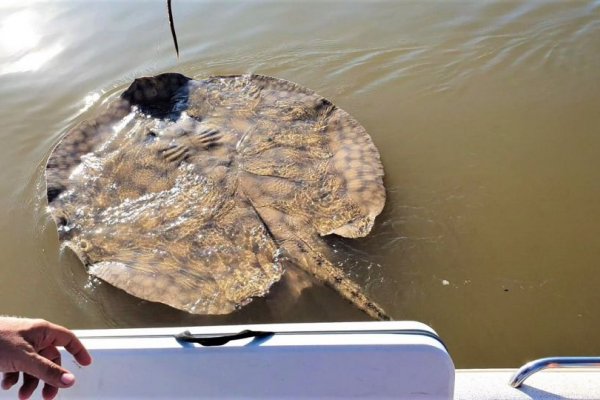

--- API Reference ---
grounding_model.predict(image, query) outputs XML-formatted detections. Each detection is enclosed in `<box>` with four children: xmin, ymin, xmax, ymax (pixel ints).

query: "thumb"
<box><xmin>21</xmin><ymin>352</ymin><xmax>75</xmax><ymax>388</ymax></box>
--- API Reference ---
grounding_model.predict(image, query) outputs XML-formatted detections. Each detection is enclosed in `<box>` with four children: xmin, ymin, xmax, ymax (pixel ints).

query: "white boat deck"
<box><xmin>455</xmin><ymin>368</ymin><xmax>600</xmax><ymax>400</ymax></box>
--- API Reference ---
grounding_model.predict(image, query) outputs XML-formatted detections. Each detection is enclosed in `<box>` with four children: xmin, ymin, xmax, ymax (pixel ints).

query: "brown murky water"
<box><xmin>0</xmin><ymin>0</ymin><xmax>599</xmax><ymax>368</ymax></box>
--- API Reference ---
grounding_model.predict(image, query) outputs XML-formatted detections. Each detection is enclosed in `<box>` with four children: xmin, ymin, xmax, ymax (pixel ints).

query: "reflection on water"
<box><xmin>0</xmin><ymin>0</ymin><xmax>599</xmax><ymax>368</ymax></box>
<box><xmin>0</xmin><ymin>9</ymin><xmax>63</xmax><ymax>75</ymax></box>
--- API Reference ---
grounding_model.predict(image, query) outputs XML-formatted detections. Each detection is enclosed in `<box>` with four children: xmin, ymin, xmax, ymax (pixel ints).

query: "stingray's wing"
<box><xmin>318</xmin><ymin>106</ymin><xmax>386</xmax><ymax>237</ymax></box>
<box><xmin>46</xmin><ymin>73</ymin><xmax>190</xmax><ymax>204</ymax></box>
<box><xmin>46</xmin><ymin>100</ymin><xmax>131</xmax><ymax>203</ymax></box>
<box><xmin>182</xmin><ymin>74</ymin><xmax>385</xmax><ymax>237</ymax></box>
<box><xmin>56</xmin><ymin>129</ymin><xmax>283</xmax><ymax>314</ymax></box>
<box><xmin>236</xmin><ymin>75</ymin><xmax>386</xmax><ymax>239</ymax></box>
<box><xmin>230</xmin><ymin>75</ymin><xmax>388</xmax><ymax>319</ymax></box>
<box><xmin>83</xmin><ymin>196</ymin><xmax>283</xmax><ymax>314</ymax></box>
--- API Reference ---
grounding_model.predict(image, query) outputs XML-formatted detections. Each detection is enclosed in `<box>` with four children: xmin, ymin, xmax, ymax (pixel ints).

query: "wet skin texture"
<box><xmin>46</xmin><ymin>73</ymin><xmax>389</xmax><ymax>320</ymax></box>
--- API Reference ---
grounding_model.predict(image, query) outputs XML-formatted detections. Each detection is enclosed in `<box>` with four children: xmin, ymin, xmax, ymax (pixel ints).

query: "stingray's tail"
<box><xmin>286</xmin><ymin>240</ymin><xmax>391</xmax><ymax>321</ymax></box>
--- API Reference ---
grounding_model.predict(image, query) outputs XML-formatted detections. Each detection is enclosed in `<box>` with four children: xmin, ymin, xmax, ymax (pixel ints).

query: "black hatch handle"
<box><xmin>175</xmin><ymin>329</ymin><xmax>274</xmax><ymax>346</ymax></box>
<box><xmin>175</xmin><ymin>328</ymin><xmax>447</xmax><ymax>350</ymax></box>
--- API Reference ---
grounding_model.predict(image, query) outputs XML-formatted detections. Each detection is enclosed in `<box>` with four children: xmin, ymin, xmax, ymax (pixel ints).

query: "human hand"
<box><xmin>0</xmin><ymin>317</ymin><xmax>92</xmax><ymax>399</ymax></box>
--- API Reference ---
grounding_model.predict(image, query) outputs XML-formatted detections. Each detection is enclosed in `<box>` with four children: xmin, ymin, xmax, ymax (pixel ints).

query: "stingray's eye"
<box><xmin>47</xmin><ymin>183</ymin><xmax>66</xmax><ymax>203</ymax></box>
<box><xmin>143</xmin><ymin>130</ymin><xmax>158</xmax><ymax>143</ymax></box>
<box><xmin>53</xmin><ymin>211</ymin><xmax>68</xmax><ymax>227</ymax></box>
<box><xmin>314</xmin><ymin>98</ymin><xmax>333</xmax><ymax>113</ymax></box>
<box><xmin>79</xmin><ymin>239</ymin><xmax>92</xmax><ymax>252</ymax></box>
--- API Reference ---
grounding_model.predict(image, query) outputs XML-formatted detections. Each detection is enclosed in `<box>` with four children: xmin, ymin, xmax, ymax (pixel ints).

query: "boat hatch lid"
<box><xmin>0</xmin><ymin>321</ymin><xmax>455</xmax><ymax>399</ymax></box>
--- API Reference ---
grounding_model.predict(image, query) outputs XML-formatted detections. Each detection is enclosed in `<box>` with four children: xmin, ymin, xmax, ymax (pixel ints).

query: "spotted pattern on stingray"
<box><xmin>46</xmin><ymin>73</ymin><xmax>388</xmax><ymax>319</ymax></box>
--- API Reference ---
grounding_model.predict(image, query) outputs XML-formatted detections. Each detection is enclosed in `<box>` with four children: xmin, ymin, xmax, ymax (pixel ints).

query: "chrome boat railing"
<box><xmin>509</xmin><ymin>357</ymin><xmax>600</xmax><ymax>388</ymax></box>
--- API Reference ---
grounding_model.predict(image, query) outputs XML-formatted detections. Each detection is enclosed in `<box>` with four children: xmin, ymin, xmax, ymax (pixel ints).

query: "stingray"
<box><xmin>46</xmin><ymin>73</ymin><xmax>389</xmax><ymax>320</ymax></box>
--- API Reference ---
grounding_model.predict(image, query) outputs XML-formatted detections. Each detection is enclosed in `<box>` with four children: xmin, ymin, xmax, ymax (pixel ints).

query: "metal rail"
<box><xmin>509</xmin><ymin>357</ymin><xmax>600</xmax><ymax>388</ymax></box>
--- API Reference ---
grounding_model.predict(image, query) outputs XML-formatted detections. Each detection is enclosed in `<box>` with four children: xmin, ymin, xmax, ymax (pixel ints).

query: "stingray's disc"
<box><xmin>46</xmin><ymin>73</ymin><xmax>386</xmax><ymax>317</ymax></box>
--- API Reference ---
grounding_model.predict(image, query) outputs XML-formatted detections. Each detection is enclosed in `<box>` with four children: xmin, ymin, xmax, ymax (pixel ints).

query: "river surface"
<box><xmin>0</xmin><ymin>0</ymin><xmax>599</xmax><ymax>368</ymax></box>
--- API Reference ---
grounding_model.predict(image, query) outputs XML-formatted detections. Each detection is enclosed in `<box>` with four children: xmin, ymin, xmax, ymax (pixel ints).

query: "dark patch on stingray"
<box><xmin>121</xmin><ymin>73</ymin><xmax>190</xmax><ymax>120</ymax></box>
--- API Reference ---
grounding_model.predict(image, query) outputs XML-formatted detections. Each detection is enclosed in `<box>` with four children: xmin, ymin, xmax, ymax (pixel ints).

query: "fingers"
<box><xmin>26</xmin><ymin>320</ymin><xmax>92</xmax><ymax>367</ymax></box>
<box><xmin>1</xmin><ymin>318</ymin><xmax>92</xmax><ymax>399</ymax></box>
<box><xmin>39</xmin><ymin>347</ymin><xmax>60</xmax><ymax>400</ymax></box>
<box><xmin>42</xmin><ymin>381</ymin><xmax>59</xmax><ymax>400</ymax></box>
<box><xmin>43</xmin><ymin>322</ymin><xmax>93</xmax><ymax>366</ymax></box>
<box><xmin>18</xmin><ymin>373</ymin><xmax>39</xmax><ymax>400</ymax></box>
<box><xmin>21</xmin><ymin>351</ymin><xmax>71</xmax><ymax>389</ymax></box>
<box><xmin>1</xmin><ymin>372</ymin><xmax>19</xmax><ymax>390</ymax></box>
